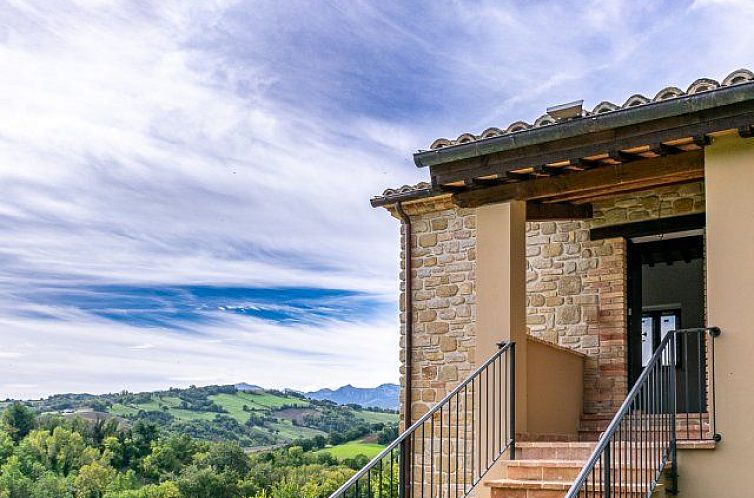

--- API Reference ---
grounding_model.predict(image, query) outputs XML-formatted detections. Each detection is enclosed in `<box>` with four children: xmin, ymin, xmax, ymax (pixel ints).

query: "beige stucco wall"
<box><xmin>477</xmin><ymin>201</ymin><xmax>528</xmax><ymax>426</ymax></box>
<box><xmin>473</xmin><ymin>201</ymin><xmax>527</xmax><ymax>498</ymax></box>
<box><xmin>526</xmin><ymin>336</ymin><xmax>585</xmax><ymax>435</ymax></box>
<box><xmin>674</xmin><ymin>133</ymin><xmax>754</xmax><ymax>498</ymax></box>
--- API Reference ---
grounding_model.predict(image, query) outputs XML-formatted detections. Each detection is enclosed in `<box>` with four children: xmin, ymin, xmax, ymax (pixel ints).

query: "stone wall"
<box><xmin>395</xmin><ymin>181</ymin><xmax>706</xmax><ymax>423</ymax></box>
<box><xmin>394</xmin><ymin>196</ymin><xmax>478</xmax><ymax>427</ymax></box>
<box><xmin>525</xmin><ymin>181</ymin><xmax>705</xmax><ymax>413</ymax></box>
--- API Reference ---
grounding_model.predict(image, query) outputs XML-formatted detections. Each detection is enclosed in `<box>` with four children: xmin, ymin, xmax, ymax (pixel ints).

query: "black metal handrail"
<box><xmin>565</xmin><ymin>327</ymin><xmax>720</xmax><ymax>498</ymax></box>
<box><xmin>328</xmin><ymin>341</ymin><xmax>516</xmax><ymax>498</ymax></box>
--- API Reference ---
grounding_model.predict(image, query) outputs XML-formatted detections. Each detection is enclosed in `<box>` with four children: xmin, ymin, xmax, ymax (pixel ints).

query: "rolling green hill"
<box><xmin>11</xmin><ymin>384</ymin><xmax>398</xmax><ymax>449</ymax></box>
<box><xmin>317</xmin><ymin>439</ymin><xmax>385</xmax><ymax>460</ymax></box>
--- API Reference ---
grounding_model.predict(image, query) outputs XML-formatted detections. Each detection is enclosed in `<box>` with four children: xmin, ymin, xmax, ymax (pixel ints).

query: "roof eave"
<box><xmin>413</xmin><ymin>82</ymin><xmax>754</xmax><ymax>168</ymax></box>
<box><xmin>370</xmin><ymin>187</ymin><xmax>434</xmax><ymax>208</ymax></box>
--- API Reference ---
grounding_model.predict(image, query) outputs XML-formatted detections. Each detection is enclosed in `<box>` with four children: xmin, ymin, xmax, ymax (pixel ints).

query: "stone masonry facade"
<box><xmin>526</xmin><ymin>181</ymin><xmax>705</xmax><ymax>414</ymax></box>
<box><xmin>393</xmin><ymin>195</ymin><xmax>478</xmax><ymax>428</ymax></box>
<box><xmin>395</xmin><ymin>181</ymin><xmax>706</xmax><ymax>426</ymax></box>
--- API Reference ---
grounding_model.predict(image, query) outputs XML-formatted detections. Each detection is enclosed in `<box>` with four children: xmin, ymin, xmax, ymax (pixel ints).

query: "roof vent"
<box><xmin>547</xmin><ymin>100</ymin><xmax>584</xmax><ymax>121</ymax></box>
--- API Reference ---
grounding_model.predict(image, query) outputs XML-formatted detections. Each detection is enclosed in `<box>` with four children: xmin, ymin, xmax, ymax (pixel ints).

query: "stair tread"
<box><xmin>507</xmin><ymin>459</ymin><xmax>667</xmax><ymax>469</ymax></box>
<box><xmin>517</xmin><ymin>441</ymin><xmax>595</xmax><ymax>448</ymax></box>
<box><xmin>488</xmin><ymin>478</ymin><xmax>667</xmax><ymax>491</ymax></box>
<box><xmin>507</xmin><ymin>459</ymin><xmax>586</xmax><ymax>467</ymax></box>
<box><xmin>486</xmin><ymin>479</ymin><xmax>572</xmax><ymax>490</ymax></box>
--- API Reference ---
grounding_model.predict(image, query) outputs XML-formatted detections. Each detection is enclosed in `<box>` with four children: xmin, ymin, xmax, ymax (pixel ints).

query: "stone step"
<box><xmin>580</xmin><ymin>420</ymin><xmax>710</xmax><ymax>432</ymax></box>
<box><xmin>578</xmin><ymin>430</ymin><xmax>602</xmax><ymax>442</ymax></box>
<box><xmin>507</xmin><ymin>459</ymin><xmax>671</xmax><ymax>482</ymax></box>
<box><xmin>517</xmin><ymin>432</ymin><xmax>581</xmax><ymax>442</ymax></box>
<box><xmin>506</xmin><ymin>460</ymin><xmax>586</xmax><ymax>481</ymax></box>
<box><xmin>514</xmin><ymin>442</ymin><xmax>595</xmax><ymax>460</ymax></box>
<box><xmin>581</xmin><ymin>412</ymin><xmax>709</xmax><ymax>428</ymax></box>
<box><xmin>578</xmin><ymin>429</ymin><xmax>713</xmax><ymax>442</ymax></box>
<box><xmin>488</xmin><ymin>478</ymin><xmax>667</xmax><ymax>498</ymax></box>
<box><xmin>515</xmin><ymin>441</ymin><xmax>683</xmax><ymax>460</ymax></box>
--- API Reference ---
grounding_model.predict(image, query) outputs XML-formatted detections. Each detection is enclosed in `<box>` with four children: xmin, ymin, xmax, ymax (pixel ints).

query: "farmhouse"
<box><xmin>331</xmin><ymin>69</ymin><xmax>754</xmax><ymax>498</ymax></box>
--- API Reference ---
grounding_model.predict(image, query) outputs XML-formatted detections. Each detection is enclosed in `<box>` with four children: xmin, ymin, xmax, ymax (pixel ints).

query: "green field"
<box><xmin>109</xmin><ymin>391</ymin><xmax>310</xmax><ymax>425</ymax></box>
<box><xmin>109</xmin><ymin>395</ymin><xmax>217</xmax><ymax>422</ymax></box>
<box><xmin>317</xmin><ymin>440</ymin><xmax>385</xmax><ymax>460</ymax></box>
<box><xmin>36</xmin><ymin>386</ymin><xmax>396</xmax><ymax>449</ymax></box>
<box><xmin>209</xmin><ymin>392</ymin><xmax>308</xmax><ymax>420</ymax></box>
<box><xmin>268</xmin><ymin>420</ymin><xmax>326</xmax><ymax>440</ymax></box>
<box><xmin>353</xmin><ymin>410</ymin><xmax>398</xmax><ymax>425</ymax></box>
<box><xmin>108</xmin><ymin>391</ymin><xmax>320</xmax><ymax>442</ymax></box>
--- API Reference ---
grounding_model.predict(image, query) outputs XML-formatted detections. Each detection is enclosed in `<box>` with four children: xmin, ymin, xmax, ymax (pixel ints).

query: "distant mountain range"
<box><xmin>305</xmin><ymin>383</ymin><xmax>399</xmax><ymax>410</ymax></box>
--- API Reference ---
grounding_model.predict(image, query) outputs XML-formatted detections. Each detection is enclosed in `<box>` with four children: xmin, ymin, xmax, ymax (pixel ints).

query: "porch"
<box><xmin>335</xmin><ymin>69</ymin><xmax>754</xmax><ymax>498</ymax></box>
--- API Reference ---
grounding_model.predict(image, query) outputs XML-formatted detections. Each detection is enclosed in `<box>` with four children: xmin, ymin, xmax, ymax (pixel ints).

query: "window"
<box><xmin>641</xmin><ymin>309</ymin><xmax>681</xmax><ymax>367</ymax></box>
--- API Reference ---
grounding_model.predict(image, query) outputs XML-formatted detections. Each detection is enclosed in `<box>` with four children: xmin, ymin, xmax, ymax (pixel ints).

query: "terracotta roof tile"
<box><xmin>427</xmin><ymin>69</ymin><xmax>754</xmax><ymax>151</ymax></box>
<box><xmin>372</xmin><ymin>69</ymin><xmax>754</xmax><ymax>207</ymax></box>
<box><xmin>379</xmin><ymin>182</ymin><xmax>432</xmax><ymax>198</ymax></box>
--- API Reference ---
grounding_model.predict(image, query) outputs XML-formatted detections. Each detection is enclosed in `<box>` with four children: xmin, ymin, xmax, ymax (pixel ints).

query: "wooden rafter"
<box><xmin>453</xmin><ymin>150</ymin><xmax>703</xmax><ymax>208</ymax></box>
<box><xmin>526</xmin><ymin>202</ymin><xmax>593</xmax><ymax>220</ymax></box>
<box><xmin>428</xmin><ymin>104</ymin><xmax>754</xmax><ymax>187</ymax></box>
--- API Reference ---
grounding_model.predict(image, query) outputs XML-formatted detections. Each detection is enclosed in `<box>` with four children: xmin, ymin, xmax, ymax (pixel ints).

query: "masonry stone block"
<box><xmin>419</xmin><ymin>234</ymin><xmax>437</xmax><ymax>247</ymax></box>
<box><xmin>558</xmin><ymin>275</ymin><xmax>582</xmax><ymax>295</ymax></box>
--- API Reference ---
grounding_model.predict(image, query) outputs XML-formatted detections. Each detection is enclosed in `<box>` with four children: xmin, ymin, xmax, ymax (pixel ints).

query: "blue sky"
<box><xmin>0</xmin><ymin>0</ymin><xmax>752</xmax><ymax>399</ymax></box>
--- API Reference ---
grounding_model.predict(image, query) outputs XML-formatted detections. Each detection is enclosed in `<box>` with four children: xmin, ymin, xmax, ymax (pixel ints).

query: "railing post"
<box><xmin>509</xmin><ymin>342</ymin><xmax>516</xmax><ymax>461</ymax></box>
<box><xmin>603</xmin><ymin>443</ymin><xmax>611</xmax><ymax>497</ymax></box>
<box><xmin>709</xmin><ymin>327</ymin><xmax>722</xmax><ymax>443</ymax></box>
<box><xmin>669</xmin><ymin>333</ymin><xmax>678</xmax><ymax>495</ymax></box>
<box><xmin>399</xmin><ymin>438</ymin><xmax>410</xmax><ymax>498</ymax></box>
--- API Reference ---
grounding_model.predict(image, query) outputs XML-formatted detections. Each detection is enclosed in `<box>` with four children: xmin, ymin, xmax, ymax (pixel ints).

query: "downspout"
<box><xmin>395</xmin><ymin>201</ymin><xmax>412</xmax><ymax>497</ymax></box>
<box><xmin>395</xmin><ymin>202</ymin><xmax>413</xmax><ymax>430</ymax></box>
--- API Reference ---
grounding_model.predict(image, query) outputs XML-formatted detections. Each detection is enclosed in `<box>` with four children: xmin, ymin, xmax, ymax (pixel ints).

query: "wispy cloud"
<box><xmin>0</xmin><ymin>0</ymin><xmax>752</xmax><ymax>398</ymax></box>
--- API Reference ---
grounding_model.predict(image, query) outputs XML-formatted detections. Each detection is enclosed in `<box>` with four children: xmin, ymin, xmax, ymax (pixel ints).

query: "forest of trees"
<box><xmin>0</xmin><ymin>402</ymin><xmax>390</xmax><ymax>498</ymax></box>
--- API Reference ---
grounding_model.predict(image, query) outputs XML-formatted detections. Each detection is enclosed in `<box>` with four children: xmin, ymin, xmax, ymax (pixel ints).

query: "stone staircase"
<box><xmin>579</xmin><ymin>412</ymin><xmax>711</xmax><ymax>441</ymax></box>
<box><xmin>486</xmin><ymin>439</ymin><xmax>670</xmax><ymax>498</ymax></box>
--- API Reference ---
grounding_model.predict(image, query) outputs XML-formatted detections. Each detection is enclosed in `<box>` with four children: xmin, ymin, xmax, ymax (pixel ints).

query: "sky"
<box><xmin>0</xmin><ymin>0</ymin><xmax>752</xmax><ymax>400</ymax></box>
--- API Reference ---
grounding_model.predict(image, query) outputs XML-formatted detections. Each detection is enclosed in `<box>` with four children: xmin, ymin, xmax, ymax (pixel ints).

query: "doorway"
<box><xmin>627</xmin><ymin>233</ymin><xmax>705</xmax><ymax>412</ymax></box>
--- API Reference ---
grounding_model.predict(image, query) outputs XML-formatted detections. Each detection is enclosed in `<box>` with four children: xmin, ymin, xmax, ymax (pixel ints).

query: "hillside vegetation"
<box><xmin>0</xmin><ymin>402</ymin><xmax>399</xmax><ymax>498</ymax></box>
<box><xmin>0</xmin><ymin>385</ymin><xmax>400</xmax><ymax>497</ymax></box>
<box><xmin>2</xmin><ymin>384</ymin><xmax>397</xmax><ymax>450</ymax></box>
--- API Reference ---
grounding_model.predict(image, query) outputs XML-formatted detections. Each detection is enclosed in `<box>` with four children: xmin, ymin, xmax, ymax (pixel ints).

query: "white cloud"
<box><xmin>0</xmin><ymin>1</ymin><xmax>415</xmax><ymax>295</ymax></box>
<box><xmin>0</xmin><ymin>300</ymin><xmax>398</xmax><ymax>399</ymax></box>
<box><xmin>0</xmin><ymin>0</ymin><xmax>753</xmax><ymax>398</ymax></box>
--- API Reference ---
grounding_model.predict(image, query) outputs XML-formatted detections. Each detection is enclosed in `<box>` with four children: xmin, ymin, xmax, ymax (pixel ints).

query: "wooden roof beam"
<box><xmin>569</xmin><ymin>158</ymin><xmax>601</xmax><ymax>170</ymax></box>
<box><xmin>453</xmin><ymin>150</ymin><xmax>703</xmax><ymax>208</ymax></box>
<box><xmin>608</xmin><ymin>150</ymin><xmax>643</xmax><ymax>163</ymax></box>
<box><xmin>648</xmin><ymin>143</ymin><xmax>686</xmax><ymax>156</ymax></box>
<box><xmin>506</xmin><ymin>170</ymin><xmax>531</xmax><ymax>181</ymax></box>
<box><xmin>527</xmin><ymin>202</ymin><xmax>593</xmax><ymax>220</ymax></box>
<box><xmin>536</xmin><ymin>164</ymin><xmax>568</xmax><ymax>176</ymax></box>
<box><xmin>692</xmin><ymin>134</ymin><xmax>711</xmax><ymax>148</ymax></box>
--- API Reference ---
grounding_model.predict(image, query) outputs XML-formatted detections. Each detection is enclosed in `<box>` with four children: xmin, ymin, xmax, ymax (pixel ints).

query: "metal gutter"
<box><xmin>413</xmin><ymin>81</ymin><xmax>754</xmax><ymax>168</ymax></box>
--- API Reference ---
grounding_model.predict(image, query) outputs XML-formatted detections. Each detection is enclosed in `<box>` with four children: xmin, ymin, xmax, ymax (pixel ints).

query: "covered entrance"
<box><xmin>621</xmin><ymin>215</ymin><xmax>706</xmax><ymax>414</ymax></box>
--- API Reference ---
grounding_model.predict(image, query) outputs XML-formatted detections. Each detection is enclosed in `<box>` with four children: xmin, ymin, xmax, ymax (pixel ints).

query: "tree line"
<box><xmin>0</xmin><ymin>402</ymin><xmax>398</xmax><ymax>498</ymax></box>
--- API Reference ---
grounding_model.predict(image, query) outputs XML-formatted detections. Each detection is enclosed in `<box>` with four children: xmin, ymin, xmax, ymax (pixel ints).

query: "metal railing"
<box><xmin>676</xmin><ymin>327</ymin><xmax>720</xmax><ymax>442</ymax></box>
<box><xmin>329</xmin><ymin>342</ymin><xmax>516</xmax><ymax>498</ymax></box>
<box><xmin>566</xmin><ymin>327</ymin><xmax>720</xmax><ymax>498</ymax></box>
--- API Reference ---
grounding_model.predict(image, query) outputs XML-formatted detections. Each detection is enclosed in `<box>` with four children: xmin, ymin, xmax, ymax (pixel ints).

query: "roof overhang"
<box><xmin>372</xmin><ymin>74</ymin><xmax>754</xmax><ymax>215</ymax></box>
<box><xmin>414</xmin><ymin>81</ymin><xmax>754</xmax><ymax>173</ymax></box>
